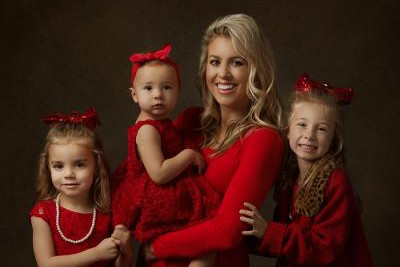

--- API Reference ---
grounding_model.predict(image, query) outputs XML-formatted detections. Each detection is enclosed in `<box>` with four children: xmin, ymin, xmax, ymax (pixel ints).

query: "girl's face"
<box><xmin>288</xmin><ymin>102</ymin><xmax>335</xmax><ymax>165</ymax></box>
<box><xmin>131</xmin><ymin>63</ymin><xmax>179</xmax><ymax>120</ymax></box>
<box><xmin>48</xmin><ymin>140</ymin><xmax>95</xmax><ymax>200</ymax></box>
<box><xmin>205</xmin><ymin>37</ymin><xmax>250</xmax><ymax>115</ymax></box>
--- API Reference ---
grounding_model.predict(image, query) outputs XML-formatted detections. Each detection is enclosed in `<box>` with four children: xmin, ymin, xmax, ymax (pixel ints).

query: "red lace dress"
<box><xmin>111</xmin><ymin>119</ymin><xmax>220</xmax><ymax>242</ymax></box>
<box><xmin>29</xmin><ymin>199</ymin><xmax>112</xmax><ymax>267</ymax></box>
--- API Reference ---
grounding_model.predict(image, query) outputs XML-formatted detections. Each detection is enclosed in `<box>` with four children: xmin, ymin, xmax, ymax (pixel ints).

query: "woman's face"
<box><xmin>205</xmin><ymin>37</ymin><xmax>250</xmax><ymax>115</ymax></box>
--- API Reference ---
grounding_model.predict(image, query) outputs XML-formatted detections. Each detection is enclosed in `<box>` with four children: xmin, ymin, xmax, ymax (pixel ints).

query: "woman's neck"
<box><xmin>217</xmin><ymin>106</ymin><xmax>248</xmax><ymax>138</ymax></box>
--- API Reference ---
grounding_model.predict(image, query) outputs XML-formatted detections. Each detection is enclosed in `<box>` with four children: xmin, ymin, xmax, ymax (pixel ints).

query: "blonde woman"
<box><xmin>144</xmin><ymin>14</ymin><xmax>284</xmax><ymax>267</ymax></box>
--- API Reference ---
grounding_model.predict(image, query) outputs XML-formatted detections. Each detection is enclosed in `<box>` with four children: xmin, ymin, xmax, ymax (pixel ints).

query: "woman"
<box><xmin>143</xmin><ymin>14</ymin><xmax>284</xmax><ymax>267</ymax></box>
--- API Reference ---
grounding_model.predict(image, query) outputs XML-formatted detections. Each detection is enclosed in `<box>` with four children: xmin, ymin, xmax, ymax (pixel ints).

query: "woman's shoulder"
<box><xmin>243</xmin><ymin>126</ymin><xmax>283</xmax><ymax>145</ymax></box>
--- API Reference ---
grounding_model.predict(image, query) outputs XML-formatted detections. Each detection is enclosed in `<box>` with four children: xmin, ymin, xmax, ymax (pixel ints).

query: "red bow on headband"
<box><xmin>129</xmin><ymin>43</ymin><xmax>180</xmax><ymax>87</ymax></box>
<box><xmin>42</xmin><ymin>107</ymin><xmax>101</xmax><ymax>130</ymax></box>
<box><xmin>129</xmin><ymin>43</ymin><xmax>171</xmax><ymax>64</ymax></box>
<box><xmin>296</xmin><ymin>73</ymin><xmax>355</xmax><ymax>104</ymax></box>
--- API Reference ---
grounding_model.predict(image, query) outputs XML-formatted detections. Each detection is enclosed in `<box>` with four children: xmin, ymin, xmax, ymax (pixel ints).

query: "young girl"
<box><xmin>143</xmin><ymin>14</ymin><xmax>284</xmax><ymax>267</ymax></box>
<box><xmin>30</xmin><ymin>108</ymin><xmax>133</xmax><ymax>267</ymax></box>
<box><xmin>111</xmin><ymin>44</ymin><xmax>220</xmax><ymax>266</ymax></box>
<box><xmin>239</xmin><ymin>73</ymin><xmax>373</xmax><ymax>266</ymax></box>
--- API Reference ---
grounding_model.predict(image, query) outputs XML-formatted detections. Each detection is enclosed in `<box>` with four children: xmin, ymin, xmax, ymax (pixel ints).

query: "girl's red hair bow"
<box><xmin>129</xmin><ymin>43</ymin><xmax>180</xmax><ymax>87</ymax></box>
<box><xmin>129</xmin><ymin>43</ymin><xmax>171</xmax><ymax>64</ymax></box>
<box><xmin>42</xmin><ymin>107</ymin><xmax>101</xmax><ymax>130</ymax></box>
<box><xmin>296</xmin><ymin>73</ymin><xmax>354</xmax><ymax>105</ymax></box>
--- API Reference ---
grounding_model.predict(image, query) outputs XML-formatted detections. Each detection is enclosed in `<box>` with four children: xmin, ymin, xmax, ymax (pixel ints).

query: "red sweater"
<box><xmin>259</xmin><ymin>168</ymin><xmax>373</xmax><ymax>266</ymax></box>
<box><xmin>151</xmin><ymin>108</ymin><xmax>284</xmax><ymax>266</ymax></box>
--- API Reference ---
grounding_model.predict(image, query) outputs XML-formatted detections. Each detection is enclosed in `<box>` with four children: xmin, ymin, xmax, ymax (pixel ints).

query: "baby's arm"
<box><xmin>31</xmin><ymin>217</ymin><xmax>119</xmax><ymax>267</ymax></box>
<box><xmin>136</xmin><ymin>124</ymin><xmax>204</xmax><ymax>184</ymax></box>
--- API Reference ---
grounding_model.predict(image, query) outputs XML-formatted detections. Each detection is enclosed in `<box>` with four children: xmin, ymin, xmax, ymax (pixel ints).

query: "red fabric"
<box><xmin>29</xmin><ymin>200</ymin><xmax>112</xmax><ymax>267</ymax></box>
<box><xmin>150</xmin><ymin>108</ymin><xmax>284</xmax><ymax>267</ymax></box>
<box><xmin>111</xmin><ymin>119</ymin><xmax>220</xmax><ymax>244</ymax></box>
<box><xmin>258</xmin><ymin>168</ymin><xmax>373</xmax><ymax>267</ymax></box>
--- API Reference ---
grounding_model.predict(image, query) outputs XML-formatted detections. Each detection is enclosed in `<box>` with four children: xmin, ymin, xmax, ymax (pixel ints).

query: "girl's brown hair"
<box><xmin>35</xmin><ymin>122</ymin><xmax>110</xmax><ymax>212</ymax></box>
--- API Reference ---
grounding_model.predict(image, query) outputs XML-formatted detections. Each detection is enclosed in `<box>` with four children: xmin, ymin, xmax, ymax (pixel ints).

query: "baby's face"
<box><xmin>288</xmin><ymin>102</ymin><xmax>335</xmax><ymax>164</ymax></box>
<box><xmin>131</xmin><ymin>62</ymin><xmax>179</xmax><ymax>120</ymax></box>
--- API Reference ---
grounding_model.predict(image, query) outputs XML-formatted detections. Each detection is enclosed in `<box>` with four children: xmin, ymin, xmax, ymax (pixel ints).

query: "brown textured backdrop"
<box><xmin>1</xmin><ymin>0</ymin><xmax>399</xmax><ymax>266</ymax></box>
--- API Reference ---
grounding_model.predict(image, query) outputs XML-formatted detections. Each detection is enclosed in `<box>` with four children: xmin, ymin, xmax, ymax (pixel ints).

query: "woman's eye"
<box><xmin>209</xmin><ymin>59</ymin><xmax>219</xmax><ymax>66</ymax></box>
<box><xmin>232</xmin><ymin>60</ymin><xmax>244</xmax><ymax>66</ymax></box>
<box><xmin>297</xmin><ymin>122</ymin><xmax>306</xmax><ymax>127</ymax></box>
<box><xmin>318</xmin><ymin>127</ymin><xmax>328</xmax><ymax>132</ymax></box>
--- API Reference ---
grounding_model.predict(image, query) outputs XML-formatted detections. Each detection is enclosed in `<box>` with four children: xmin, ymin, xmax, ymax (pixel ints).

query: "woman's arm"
<box><xmin>152</xmin><ymin>129</ymin><xmax>284</xmax><ymax>259</ymax></box>
<box><xmin>136</xmin><ymin>125</ymin><xmax>204</xmax><ymax>184</ymax></box>
<box><xmin>258</xmin><ymin>170</ymin><xmax>358</xmax><ymax>264</ymax></box>
<box><xmin>31</xmin><ymin>217</ymin><xmax>119</xmax><ymax>267</ymax></box>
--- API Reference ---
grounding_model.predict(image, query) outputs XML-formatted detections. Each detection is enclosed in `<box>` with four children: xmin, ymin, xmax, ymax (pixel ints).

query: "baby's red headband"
<box><xmin>129</xmin><ymin>43</ymin><xmax>181</xmax><ymax>87</ymax></box>
<box><xmin>42</xmin><ymin>107</ymin><xmax>101</xmax><ymax>130</ymax></box>
<box><xmin>295</xmin><ymin>73</ymin><xmax>355</xmax><ymax>105</ymax></box>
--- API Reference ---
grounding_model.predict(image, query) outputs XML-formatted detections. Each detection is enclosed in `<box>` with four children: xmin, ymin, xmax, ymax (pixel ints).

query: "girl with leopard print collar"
<box><xmin>239</xmin><ymin>73</ymin><xmax>373</xmax><ymax>267</ymax></box>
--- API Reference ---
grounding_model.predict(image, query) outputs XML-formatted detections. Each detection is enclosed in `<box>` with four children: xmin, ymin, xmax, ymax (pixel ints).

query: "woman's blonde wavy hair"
<box><xmin>199</xmin><ymin>14</ymin><xmax>282</xmax><ymax>154</ymax></box>
<box><xmin>35</xmin><ymin>123</ymin><xmax>110</xmax><ymax>212</ymax></box>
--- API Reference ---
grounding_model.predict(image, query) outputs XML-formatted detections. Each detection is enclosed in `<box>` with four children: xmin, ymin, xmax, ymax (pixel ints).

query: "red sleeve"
<box><xmin>29</xmin><ymin>201</ymin><xmax>50</xmax><ymax>223</ymax></box>
<box><xmin>259</xmin><ymin>169</ymin><xmax>358</xmax><ymax>265</ymax></box>
<box><xmin>152</xmin><ymin>128</ymin><xmax>284</xmax><ymax>258</ymax></box>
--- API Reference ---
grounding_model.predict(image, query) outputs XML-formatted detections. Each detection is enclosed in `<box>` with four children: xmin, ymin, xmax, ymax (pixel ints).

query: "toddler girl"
<box><xmin>239</xmin><ymin>74</ymin><xmax>373</xmax><ymax>266</ymax></box>
<box><xmin>30</xmin><ymin>108</ymin><xmax>132</xmax><ymax>267</ymax></box>
<box><xmin>111</xmin><ymin>44</ymin><xmax>220</xmax><ymax>266</ymax></box>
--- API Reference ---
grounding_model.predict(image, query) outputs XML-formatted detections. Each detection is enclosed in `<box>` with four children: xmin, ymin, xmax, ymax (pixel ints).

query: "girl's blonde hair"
<box><xmin>199</xmin><ymin>14</ymin><xmax>282</xmax><ymax>153</ymax></box>
<box><xmin>286</xmin><ymin>90</ymin><xmax>345</xmax><ymax>192</ymax></box>
<box><xmin>35</xmin><ymin>123</ymin><xmax>110</xmax><ymax>212</ymax></box>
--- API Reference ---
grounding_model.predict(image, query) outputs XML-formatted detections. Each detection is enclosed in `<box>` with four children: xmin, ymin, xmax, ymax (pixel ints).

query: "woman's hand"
<box><xmin>239</xmin><ymin>202</ymin><xmax>267</xmax><ymax>239</ymax></box>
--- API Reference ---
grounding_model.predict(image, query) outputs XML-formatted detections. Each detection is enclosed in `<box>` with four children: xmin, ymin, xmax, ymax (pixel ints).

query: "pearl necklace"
<box><xmin>55</xmin><ymin>193</ymin><xmax>96</xmax><ymax>244</ymax></box>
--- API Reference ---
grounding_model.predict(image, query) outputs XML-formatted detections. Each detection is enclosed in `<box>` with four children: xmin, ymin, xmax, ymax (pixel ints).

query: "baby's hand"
<box><xmin>189</xmin><ymin>149</ymin><xmax>205</xmax><ymax>174</ymax></box>
<box><xmin>94</xmin><ymin>237</ymin><xmax>119</xmax><ymax>261</ymax></box>
<box><xmin>239</xmin><ymin>202</ymin><xmax>268</xmax><ymax>239</ymax></box>
<box><xmin>112</xmin><ymin>224</ymin><xmax>133</xmax><ymax>258</ymax></box>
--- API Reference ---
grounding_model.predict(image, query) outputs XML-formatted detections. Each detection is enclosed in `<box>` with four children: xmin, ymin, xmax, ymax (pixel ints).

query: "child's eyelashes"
<box><xmin>51</xmin><ymin>163</ymin><xmax>64</xmax><ymax>170</ymax></box>
<box><xmin>143</xmin><ymin>85</ymin><xmax>153</xmax><ymax>91</ymax></box>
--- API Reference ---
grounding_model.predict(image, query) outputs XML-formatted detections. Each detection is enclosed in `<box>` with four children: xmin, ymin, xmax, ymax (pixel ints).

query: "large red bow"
<box><xmin>296</xmin><ymin>73</ymin><xmax>354</xmax><ymax>104</ymax></box>
<box><xmin>129</xmin><ymin>44</ymin><xmax>180</xmax><ymax>87</ymax></box>
<box><xmin>42</xmin><ymin>107</ymin><xmax>101</xmax><ymax>130</ymax></box>
<box><xmin>129</xmin><ymin>43</ymin><xmax>171</xmax><ymax>64</ymax></box>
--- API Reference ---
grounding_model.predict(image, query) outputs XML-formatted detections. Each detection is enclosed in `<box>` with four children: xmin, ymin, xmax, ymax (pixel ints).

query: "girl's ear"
<box><xmin>130</xmin><ymin>87</ymin><xmax>138</xmax><ymax>103</ymax></box>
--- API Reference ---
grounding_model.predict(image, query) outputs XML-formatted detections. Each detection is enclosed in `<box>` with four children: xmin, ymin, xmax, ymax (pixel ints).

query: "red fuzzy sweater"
<box><xmin>259</xmin><ymin>168</ymin><xmax>373</xmax><ymax>267</ymax></box>
<box><xmin>150</xmin><ymin>108</ymin><xmax>284</xmax><ymax>267</ymax></box>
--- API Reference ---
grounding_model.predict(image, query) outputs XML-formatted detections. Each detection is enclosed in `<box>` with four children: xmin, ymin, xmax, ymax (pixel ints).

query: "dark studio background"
<box><xmin>1</xmin><ymin>0</ymin><xmax>399</xmax><ymax>266</ymax></box>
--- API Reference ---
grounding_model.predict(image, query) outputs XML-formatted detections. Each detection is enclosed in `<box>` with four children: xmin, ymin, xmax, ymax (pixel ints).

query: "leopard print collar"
<box><xmin>281</xmin><ymin>157</ymin><xmax>340</xmax><ymax>217</ymax></box>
